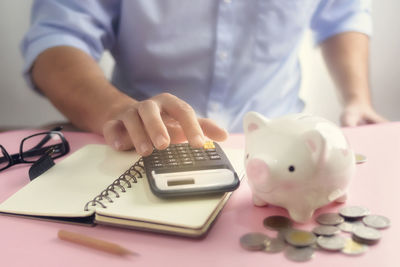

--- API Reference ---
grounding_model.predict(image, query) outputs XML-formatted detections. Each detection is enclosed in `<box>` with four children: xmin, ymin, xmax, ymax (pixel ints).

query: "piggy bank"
<box><xmin>243</xmin><ymin>112</ymin><xmax>355</xmax><ymax>223</ymax></box>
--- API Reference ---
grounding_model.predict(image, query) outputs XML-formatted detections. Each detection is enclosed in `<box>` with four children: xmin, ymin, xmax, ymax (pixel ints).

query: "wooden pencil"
<box><xmin>58</xmin><ymin>229</ymin><xmax>136</xmax><ymax>256</ymax></box>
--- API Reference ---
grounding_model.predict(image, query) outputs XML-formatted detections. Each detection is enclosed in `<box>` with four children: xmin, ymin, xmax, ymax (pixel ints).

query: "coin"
<box><xmin>362</xmin><ymin>215</ymin><xmax>391</xmax><ymax>229</ymax></box>
<box><xmin>355</xmin><ymin>154</ymin><xmax>367</xmax><ymax>164</ymax></box>
<box><xmin>352</xmin><ymin>225</ymin><xmax>382</xmax><ymax>245</ymax></box>
<box><xmin>284</xmin><ymin>229</ymin><xmax>317</xmax><ymax>247</ymax></box>
<box><xmin>263</xmin><ymin>215</ymin><xmax>293</xmax><ymax>231</ymax></box>
<box><xmin>338</xmin><ymin>221</ymin><xmax>363</xmax><ymax>233</ymax></box>
<box><xmin>317</xmin><ymin>235</ymin><xmax>346</xmax><ymax>251</ymax></box>
<box><xmin>264</xmin><ymin>238</ymin><xmax>286</xmax><ymax>253</ymax></box>
<box><xmin>341</xmin><ymin>238</ymin><xmax>368</xmax><ymax>256</ymax></box>
<box><xmin>284</xmin><ymin>246</ymin><xmax>315</xmax><ymax>262</ymax></box>
<box><xmin>312</xmin><ymin>225</ymin><xmax>340</xmax><ymax>236</ymax></box>
<box><xmin>316</xmin><ymin>213</ymin><xmax>344</xmax><ymax>225</ymax></box>
<box><xmin>339</xmin><ymin>206</ymin><xmax>370</xmax><ymax>220</ymax></box>
<box><xmin>240</xmin><ymin>232</ymin><xmax>270</xmax><ymax>251</ymax></box>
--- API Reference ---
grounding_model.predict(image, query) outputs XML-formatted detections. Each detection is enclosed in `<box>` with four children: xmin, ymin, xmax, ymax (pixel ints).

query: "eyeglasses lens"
<box><xmin>21</xmin><ymin>133</ymin><xmax>65</xmax><ymax>163</ymax></box>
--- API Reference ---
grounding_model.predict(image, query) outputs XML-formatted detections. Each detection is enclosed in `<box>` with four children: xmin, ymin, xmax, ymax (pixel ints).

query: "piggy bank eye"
<box><xmin>245</xmin><ymin>153</ymin><xmax>249</xmax><ymax>160</ymax></box>
<box><xmin>288</xmin><ymin>165</ymin><xmax>295</xmax><ymax>172</ymax></box>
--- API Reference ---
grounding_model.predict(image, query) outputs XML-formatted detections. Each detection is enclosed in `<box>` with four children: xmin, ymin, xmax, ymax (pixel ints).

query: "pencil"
<box><xmin>57</xmin><ymin>229</ymin><xmax>136</xmax><ymax>256</ymax></box>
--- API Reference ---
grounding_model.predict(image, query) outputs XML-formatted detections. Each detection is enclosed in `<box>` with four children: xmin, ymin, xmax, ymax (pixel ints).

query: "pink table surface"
<box><xmin>0</xmin><ymin>123</ymin><xmax>399</xmax><ymax>267</ymax></box>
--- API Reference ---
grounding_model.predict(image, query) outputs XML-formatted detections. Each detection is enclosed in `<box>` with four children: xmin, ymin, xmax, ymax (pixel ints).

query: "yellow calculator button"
<box><xmin>203</xmin><ymin>141</ymin><xmax>215</xmax><ymax>149</ymax></box>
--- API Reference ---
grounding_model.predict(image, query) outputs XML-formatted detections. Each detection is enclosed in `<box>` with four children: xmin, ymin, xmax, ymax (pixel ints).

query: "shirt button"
<box><xmin>224</xmin><ymin>0</ymin><xmax>232</xmax><ymax>3</ymax></box>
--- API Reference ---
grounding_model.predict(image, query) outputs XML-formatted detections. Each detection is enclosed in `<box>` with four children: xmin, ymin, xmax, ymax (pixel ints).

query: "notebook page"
<box><xmin>0</xmin><ymin>145</ymin><xmax>140</xmax><ymax>218</ymax></box>
<box><xmin>95</xmin><ymin>148</ymin><xmax>244</xmax><ymax>229</ymax></box>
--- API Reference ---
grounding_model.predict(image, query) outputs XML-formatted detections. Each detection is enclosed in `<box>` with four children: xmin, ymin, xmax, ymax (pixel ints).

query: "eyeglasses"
<box><xmin>0</xmin><ymin>126</ymin><xmax>70</xmax><ymax>172</ymax></box>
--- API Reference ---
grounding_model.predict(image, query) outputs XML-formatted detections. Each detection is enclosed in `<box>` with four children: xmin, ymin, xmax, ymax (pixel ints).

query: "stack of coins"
<box><xmin>239</xmin><ymin>205</ymin><xmax>390</xmax><ymax>262</ymax></box>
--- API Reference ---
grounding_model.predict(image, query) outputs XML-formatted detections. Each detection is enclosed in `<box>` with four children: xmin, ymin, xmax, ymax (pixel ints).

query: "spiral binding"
<box><xmin>84</xmin><ymin>158</ymin><xmax>145</xmax><ymax>211</ymax></box>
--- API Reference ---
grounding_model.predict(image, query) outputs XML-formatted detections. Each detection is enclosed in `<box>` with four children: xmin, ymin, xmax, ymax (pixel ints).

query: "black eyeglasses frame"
<box><xmin>0</xmin><ymin>128</ymin><xmax>70</xmax><ymax>172</ymax></box>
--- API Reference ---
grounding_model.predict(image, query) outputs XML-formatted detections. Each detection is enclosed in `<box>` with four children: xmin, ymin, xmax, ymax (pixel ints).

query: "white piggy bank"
<box><xmin>243</xmin><ymin>112</ymin><xmax>355</xmax><ymax>223</ymax></box>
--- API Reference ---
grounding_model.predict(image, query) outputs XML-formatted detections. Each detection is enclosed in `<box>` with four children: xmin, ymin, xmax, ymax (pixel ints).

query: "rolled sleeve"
<box><xmin>21</xmin><ymin>0</ymin><xmax>120</xmax><ymax>90</ymax></box>
<box><xmin>310</xmin><ymin>0</ymin><xmax>372</xmax><ymax>45</ymax></box>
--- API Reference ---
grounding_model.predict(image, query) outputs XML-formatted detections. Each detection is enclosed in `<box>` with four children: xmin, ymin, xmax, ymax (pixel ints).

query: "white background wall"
<box><xmin>0</xmin><ymin>1</ymin><xmax>399</xmax><ymax>129</ymax></box>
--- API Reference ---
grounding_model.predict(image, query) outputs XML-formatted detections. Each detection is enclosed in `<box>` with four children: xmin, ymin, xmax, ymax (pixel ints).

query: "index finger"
<box><xmin>157</xmin><ymin>94</ymin><xmax>205</xmax><ymax>147</ymax></box>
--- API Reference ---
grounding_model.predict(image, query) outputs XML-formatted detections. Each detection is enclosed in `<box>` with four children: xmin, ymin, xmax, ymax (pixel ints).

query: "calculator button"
<box><xmin>153</xmin><ymin>163</ymin><xmax>164</xmax><ymax>168</ymax></box>
<box><xmin>203</xmin><ymin>141</ymin><xmax>216</xmax><ymax>149</ymax></box>
<box><xmin>194</xmin><ymin>156</ymin><xmax>207</xmax><ymax>161</ymax></box>
<box><xmin>181</xmin><ymin>161</ymin><xmax>194</xmax><ymax>165</ymax></box>
<box><xmin>209</xmin><ymin>155</ymin><xmax>221</xmax><ymax>160</ymax></box>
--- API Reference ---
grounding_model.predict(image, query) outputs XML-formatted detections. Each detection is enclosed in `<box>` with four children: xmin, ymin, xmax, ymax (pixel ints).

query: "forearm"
<box><xmin>32</xmin><ymin>46</ymin><xmax>135</xmax><ymax>134</ymax></box>
<box><xmin>320</xmin><ymin>32</ymin><xmax>372</xmax><ymax>106</ymax></box>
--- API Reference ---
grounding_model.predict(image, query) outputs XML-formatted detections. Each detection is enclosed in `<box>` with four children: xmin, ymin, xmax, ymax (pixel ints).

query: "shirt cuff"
<box><xmin>22</xmin><ymin>34</ymin><xmax>101</xmax><ymax>92</ymax></box>
<box><xmin>313</xmin><ymin>12</ymin><xmax>372</xmax><ymax>45</ymax></box>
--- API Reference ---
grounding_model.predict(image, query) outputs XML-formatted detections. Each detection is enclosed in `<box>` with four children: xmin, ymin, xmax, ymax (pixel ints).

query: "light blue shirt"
<box><xmin>22</xmin><ymin>0</ymin><xmax>372</xmax><ymax>132</ymax></box>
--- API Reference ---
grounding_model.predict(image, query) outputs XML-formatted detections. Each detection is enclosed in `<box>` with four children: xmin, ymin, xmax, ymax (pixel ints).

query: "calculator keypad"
<box><xmin>144</xmin><ymin>143</ymin><xmax>222</xmax><ymax>170</ymax></box>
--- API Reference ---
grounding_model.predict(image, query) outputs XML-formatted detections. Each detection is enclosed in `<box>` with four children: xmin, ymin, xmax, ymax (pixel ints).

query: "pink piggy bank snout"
<box><xmin>246</xmin><ymin>158</ymin><xmax>269</xmax><ymax>184</ymax></box>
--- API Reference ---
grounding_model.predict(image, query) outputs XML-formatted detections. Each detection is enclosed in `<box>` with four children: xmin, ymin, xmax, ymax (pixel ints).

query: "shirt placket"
<box><xmin>207</xmin><ymin>0</ymin><xmax>234</xmax><ymax>118</ymax></box>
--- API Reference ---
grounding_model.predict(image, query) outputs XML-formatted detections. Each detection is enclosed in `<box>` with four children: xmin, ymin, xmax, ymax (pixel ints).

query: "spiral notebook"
<box><xmin>0</xmin><ymin>144</ymin><xmax>244</xmax><ymax>238</ymax></box>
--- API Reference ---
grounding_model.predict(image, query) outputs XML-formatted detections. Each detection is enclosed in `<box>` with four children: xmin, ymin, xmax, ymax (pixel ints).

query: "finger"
<box><xmin>198</xmin><ymin>118</ymin><xmax>228</xmax><ymax>141</ymax></box>
<box><xmin>162</xmin><ymin>114</ymin><xmax>187</xmax><ymax>144</ymax></box>
<box><xmin>102</xmin><ymin>120</ymin><xmax>134</xmax><ymax>151</ymax></box>
<box><xmin>365</xmin><ymin>112</ymin><xmax>389</xmax><ymax>124</ymax></box>
<box><xmin>137</xmin><ymin>100</ymin><xmax>170</xmax><ymax>150</ymax></box>
<box><xmin>158</xmin><ymin>93</ymin><xmax>204</xmax><ymax>147</ymax></box>
<box><xmin>340</xmin><ymin>112</ymin><xmax>360</xmax><ymax>127</ymax></box>
<box><xmin>121</xmin><ymin>107</ymin><xmax>154</xmax><ymax>156</ymax></box>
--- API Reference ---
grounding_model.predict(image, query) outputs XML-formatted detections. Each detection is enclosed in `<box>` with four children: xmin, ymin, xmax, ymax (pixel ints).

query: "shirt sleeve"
<box><xmin>21</xmin><ymin>0</ymin><xmax>121</xmax><ymax>90</ymax></box>
<box><xmin>310</xmin><ymin>0</ymin><xmax>372</xmax><ymax>45</ymax></box>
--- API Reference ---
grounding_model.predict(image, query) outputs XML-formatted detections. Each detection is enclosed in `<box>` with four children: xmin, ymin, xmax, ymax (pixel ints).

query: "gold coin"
<box><xmin>285</xmin><ymin>229</ymin><xmax>317</xmax><ymax>247</ymax></box>
<box><xmin>355</xmin><ymin>154</ymin><xmax>367</xmax><ymax>164</ymax></box>
<box><xmin>341</xmin><ymin>238</ymin><xmax>368</xmax><ymax>255</ymax></box>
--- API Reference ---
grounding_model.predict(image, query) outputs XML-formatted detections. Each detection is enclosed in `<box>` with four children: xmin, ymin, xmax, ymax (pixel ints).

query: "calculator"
<box><xmin>143</xmin><ymin>141</ymin><xmax>240</xmax><ymax>198</ymax></box>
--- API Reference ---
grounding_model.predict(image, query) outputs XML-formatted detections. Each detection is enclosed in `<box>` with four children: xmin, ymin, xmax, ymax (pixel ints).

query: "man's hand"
<box><xmin>102</xmin><ymin>93</ymin><xmax>228</xmax><ymax>156</ymax></box>
<box><xmin>32</xmin><ymin>47</ymin><xmax>227</xmax><ymax>156</ymax></box>
<box><xmin>321</xmin><ymin>32</ymin><xmax>388</xmax><ymax>127</ymax></box>
<box><xmin>340</xmin><ymin>101</ymin><xmax>388</xmax><ymax>127</ymax></box>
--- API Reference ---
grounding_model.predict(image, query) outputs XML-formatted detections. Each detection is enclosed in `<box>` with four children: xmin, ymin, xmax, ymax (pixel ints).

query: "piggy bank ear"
<box><xmin>302</xmin><ymin>130</ymin><xmax>327</xmax><ymax>164</ymax></box>
<box><xmin>243</xmin><ymin>112</ymin><xmax>270</xmax><ymax>134</ymax></box>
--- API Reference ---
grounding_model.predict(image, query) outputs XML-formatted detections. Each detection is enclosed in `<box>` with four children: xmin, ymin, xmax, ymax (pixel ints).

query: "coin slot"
<box><xmin>167</xmin><ymin>178</ymin><xmax>195</xmax><ymax>187</ymax></box>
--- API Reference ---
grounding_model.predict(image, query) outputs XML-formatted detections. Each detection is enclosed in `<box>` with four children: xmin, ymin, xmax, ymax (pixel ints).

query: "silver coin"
<box><xmin>263</xmin><ymin>215</ymin><xmax>293</xmax><ymax>231</ymax></box>
<box><xmin>312</xmin><ymin>225</ymin><xmax>340</xmax><ymax>236</ymax></box>
<box><xmin>317</xmin><ymin>235</ymin><xmax>346</xmax><ymax>251</ymax></box>
<box><xmin>352</xmin><ymin>225</ymin><xmax>382</xmax><ymax>245</ymax></box>
<box><xmin>316</xmin><ymin>213</ymin><xmax>344</xmax><ymax>225</ymax></box>
<box><xmin>240</xmin><ymin>232</ymin><xmax>270</xmax><ymax>251</ymax></box>
<box><xmin>341</xmin><ymin>238</ymin><xmax>368</xmax><ymax>256</ymax></box>
<box><xmin>264</xmin><ymin>238</ymin><xmax>286</xmax><ymax>253</ymax></box>
<box><xmin>284</xmin><ymin>246</ymin><xmax>315</xmax><ymax>262</ymax></box>
<box><xmin>339</xmin><ymin>206</ymin><xmax>370</xmax><ymax>220</ymax></box>
<box><xmin>284</xmin><ymin>229</ymin><xmax>317</xmax><ymax>247</ymax></box>
<box><xmin>355</xmin><ymin>154</ymin><xmax>367</xmax><ymax>164</ymax></box>
<box><xmin>338</xmin><ymin>221</ymin><xmax>363</xmax><ymax>233</ymax></box>
<box><xmin>362</xmin><ymin>215</ymin><xmax>391</xmax><ymax>229</ymax></box>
